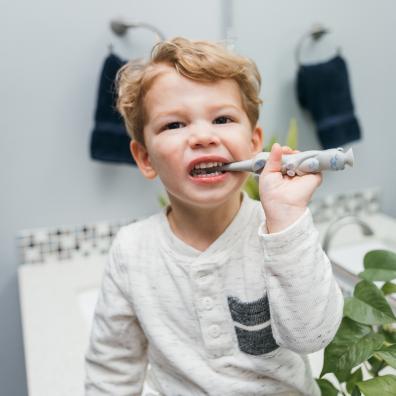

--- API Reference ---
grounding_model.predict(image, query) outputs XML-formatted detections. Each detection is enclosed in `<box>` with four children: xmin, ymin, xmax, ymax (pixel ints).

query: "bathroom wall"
<box><xmin>232</xmin><ymin>0</ymin><xmax>396</xmax><ymax>217</ymax></box>
<box><xmin>0</xmin><ymin>1</ymin><xmax>223</xmax><ymax>394</ymax></box>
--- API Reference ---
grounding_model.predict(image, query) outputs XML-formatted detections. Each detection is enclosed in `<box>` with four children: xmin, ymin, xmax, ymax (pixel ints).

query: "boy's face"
<box><xmin>130</xmin><ymin>66</ymin><xmax>263</xmax><ymax>209</ymax></box>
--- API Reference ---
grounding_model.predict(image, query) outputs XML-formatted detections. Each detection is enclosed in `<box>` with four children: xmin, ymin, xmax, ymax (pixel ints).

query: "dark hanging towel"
<box><xmin>296</xmin><ymin>55</ymin><xmax>361</xmax><ymax>149</ymax></box>
<box><xmin>90</xmin><ymin>53</ymin><xmax>136</xmax><ymax>165</ymax></box>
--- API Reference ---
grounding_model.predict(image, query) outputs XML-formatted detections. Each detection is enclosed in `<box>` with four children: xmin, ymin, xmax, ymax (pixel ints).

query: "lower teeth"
<box><xmin>193</xmin><ymin>171</ymin><xmax>224</xmax><ymax>177</ymax></box>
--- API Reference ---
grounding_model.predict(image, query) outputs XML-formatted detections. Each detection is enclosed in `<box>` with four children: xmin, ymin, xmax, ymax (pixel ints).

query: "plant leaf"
<box><xmin>264</xmin><ymin>136</ymin><xmax>278</xmax><ymax>152</ymax></box>
<box><xmin>334</xmin><ymin>368</ymin><xmax>351</xmax><ymax>383</ymax></box>
<box><xmin>359</xmin><ymin>250</ymin><xmax>396</xmax><ymax>281</ymax></box>
<box><xmin>368</xmin><ymin>355</ymin><xmax>385</xmax><ymax>376</ymax></box>
<box><xmin>243</xmin><ymin>175</ymin><xmax>260</xmax><ymax>201</ymax></box>
<box><xmin>321</xmin><ymin>317</ymin><xmax>384</xmax><ymax>376</ymax></box>
<box><xmin>351</xmin><ymin>386</ymin><xmax>361</xmax><ymax>396</ymax></box>
<box><xmin>286</xmin><ymin>117</ymin><xmax>298</xmax><ymax>150</ymax></box>
<box><xmin>360</xmin><ymin>269</ymin><xmax>396</xmax><ymax>282</ymax></box>
<box><xmin>379</xmin><ymin>326</ymin><xmax>396</xmax><ymax>344</ymax></box>
<box><xmin>375</xmin><ymin>344</ymin><xmax>396</xmax><ymax>369</ymax></box>
<box><xmin>346</xmin><ymin>367</ymin><xmax>363</xmax><ymax>394</ymax></box>
<box><xmin>315</xmin><ymin>378</ymin><xmax>339</xmax><ymax>396</ymax></box>
<box><xmin>343</xmin><ymin>280</ymin><xmax>396</xmax><ymax>325</ymax></box>
<box><xmin>158</xmin><ymin>194</ymin><xmax>169</xmax><ymax>208</ymax></box>
<box><xmin>381</xmin><ymin>282</ymin><xmax>396</xmax><ymax>295</ymax></box>
<box><xmin>357</xmin><ymin>375</ymin><xmax>396</xmax><ymax>396</ymax></box>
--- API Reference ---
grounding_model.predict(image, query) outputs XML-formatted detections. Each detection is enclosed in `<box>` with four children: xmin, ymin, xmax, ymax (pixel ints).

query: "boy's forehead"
<box><xmin>144</xmin><ymin>69</ymin><xmax>244</xmax><ymax>115</ymax></box>
<box><xmin>149</xmin><ymin>67</ymin><xmax>238</xmax><ymax>92</ymax></box>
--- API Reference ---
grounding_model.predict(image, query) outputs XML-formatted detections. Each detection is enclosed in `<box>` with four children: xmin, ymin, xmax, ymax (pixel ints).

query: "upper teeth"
<box><xmin>193</xmin><ymin>162</ymin><xmax>224</xmax><ymax>170</ymax></box>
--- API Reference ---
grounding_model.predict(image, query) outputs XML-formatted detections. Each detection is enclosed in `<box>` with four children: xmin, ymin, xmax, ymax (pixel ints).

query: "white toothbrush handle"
<box><xmin>218</xmin><ymin>148</ymin><xmax>354</xmax><ymax>176</ymax></box>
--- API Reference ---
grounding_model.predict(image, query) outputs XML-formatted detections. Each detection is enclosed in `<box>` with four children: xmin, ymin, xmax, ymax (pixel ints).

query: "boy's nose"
<box><xmin>188</xmin><ymin>128</ymin><xmax>220</xmax><ymax>148</ymax></box>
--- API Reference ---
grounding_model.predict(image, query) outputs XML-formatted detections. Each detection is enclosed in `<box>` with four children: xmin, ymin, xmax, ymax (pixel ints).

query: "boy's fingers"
<box><xmin>263</xmin><ymin>143</ymin><xmax>282</xmax><ymax>173</ymax></box>
<box><xmin>262</xmin><ymin>144</ymin><xmax>300</xmax><ymax>174</ymax></box>
<box><xmin>282</xmin><ymin>146</ymin><xmax>299</xmax><ymax>154</ymax></box>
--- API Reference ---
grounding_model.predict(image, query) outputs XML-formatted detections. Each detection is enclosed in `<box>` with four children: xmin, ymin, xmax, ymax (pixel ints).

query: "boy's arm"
<box><xmin>258</xmin><ymin>208</ymin><xmax>344</xmax><ymax>354</ymax></box>
<box><xmin>85</xmin><ymin>231</ymin><xmax>148</xmax><ymax>395</ymax></box>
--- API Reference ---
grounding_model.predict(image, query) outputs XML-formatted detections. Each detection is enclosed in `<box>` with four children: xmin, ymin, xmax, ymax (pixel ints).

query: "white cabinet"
<box><xmin>19</xmin><ymin>256</ymin><xmax>105</xmax><ymax>396</ymax></box>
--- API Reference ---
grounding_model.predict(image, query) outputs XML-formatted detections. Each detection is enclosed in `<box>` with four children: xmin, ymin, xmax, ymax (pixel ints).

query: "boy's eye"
<box><xmin>213</xmin><ymin>116</ymin><xmax>233</xmax><ymax>124</ymax></box>
<box><xmin>164</xmin><ymin>121</ymin><xmax>184</xmax><ymax>130</ymax></box>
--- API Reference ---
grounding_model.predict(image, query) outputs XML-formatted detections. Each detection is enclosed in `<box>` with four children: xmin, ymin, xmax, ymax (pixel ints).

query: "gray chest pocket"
<box><xmin>227</xmin><ymin>294</ymin><xmax>278</xmax><ymax>356</ymax></box>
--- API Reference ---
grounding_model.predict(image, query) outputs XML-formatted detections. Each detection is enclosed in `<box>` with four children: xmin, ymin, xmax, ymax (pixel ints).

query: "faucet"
<box><xmin>321</xmin><ymin>216</ymin><xmax>396</xmax><ymax>312</ymax></box>
<box><xmin>322</xmin><ymin>215</ymin><xmax>375</xmax><ymax>255</ymax></box>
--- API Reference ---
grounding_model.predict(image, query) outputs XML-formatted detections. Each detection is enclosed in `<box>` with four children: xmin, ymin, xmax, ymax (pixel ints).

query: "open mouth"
<box><xmin>189</xmin><ymin>162</ymin><xmax>227</xmax><ymax>177</ymax></box>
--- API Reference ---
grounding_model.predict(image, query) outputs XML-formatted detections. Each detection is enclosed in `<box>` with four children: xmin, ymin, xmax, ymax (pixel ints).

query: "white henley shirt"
<box><xmin>85</xmin><ymin>191</ymin><xmax>343</xmax><ymax>396</ymax></box>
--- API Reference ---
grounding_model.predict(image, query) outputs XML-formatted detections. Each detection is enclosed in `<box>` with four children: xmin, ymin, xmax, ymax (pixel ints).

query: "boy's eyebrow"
<box><xmin>151</xmin><ymin>104</ymin><xmax>242</xmax><ymax>122</ymax></box>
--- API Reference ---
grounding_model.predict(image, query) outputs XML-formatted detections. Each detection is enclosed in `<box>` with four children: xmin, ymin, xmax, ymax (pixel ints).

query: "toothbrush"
<box><xmin>218</xmin><ymin>147</ymin><xmax>354</xmax><ymax>176</ymax></box>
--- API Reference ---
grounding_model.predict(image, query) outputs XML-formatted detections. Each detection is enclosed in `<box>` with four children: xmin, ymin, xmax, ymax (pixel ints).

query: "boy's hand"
<box><xmin>258</xmin><ymin>143</ymin><xmax>322</xmax><ymax>233</ymax></box>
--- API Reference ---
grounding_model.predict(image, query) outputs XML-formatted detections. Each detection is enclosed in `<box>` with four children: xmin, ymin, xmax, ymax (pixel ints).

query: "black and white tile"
<box><xmin>17</xmin><ymin>218</ymin><xmax>137</xmax><ymax>265</ymax></box>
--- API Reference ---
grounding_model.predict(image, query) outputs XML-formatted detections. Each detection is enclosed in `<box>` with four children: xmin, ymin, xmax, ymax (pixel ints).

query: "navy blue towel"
<box><xmin>296</xmin><ymin>55</ymin><xmax>361</xmax><ymax>149</ymax></box>
<box><xmin>90</xmin><ymin>53</ymin><xmax>136</xmax><ymax>165</ymax></box>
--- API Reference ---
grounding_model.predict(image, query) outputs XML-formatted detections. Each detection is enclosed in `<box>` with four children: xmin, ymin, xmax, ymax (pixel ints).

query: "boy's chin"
<box><xmin>167</xmin><ymin>188</ymin><xmax>243</xmax><ymax>209</ymax></box>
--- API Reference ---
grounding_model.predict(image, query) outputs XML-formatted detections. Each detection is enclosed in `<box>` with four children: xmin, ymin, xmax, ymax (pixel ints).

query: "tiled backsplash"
<box><xmin>17</xmin><ymin>187</ymin><xmax>382</xmax><ymax>265</ymax></box>
<box><xmin>17</xmin><ymin>218</ymin><xmax>138</xmax><ymax>265</ymax></box>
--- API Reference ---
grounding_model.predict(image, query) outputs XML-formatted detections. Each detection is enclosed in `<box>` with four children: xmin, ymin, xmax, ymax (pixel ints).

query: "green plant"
<box><xmin>317</xmin><ymin>249</ymin><xmax>396</xmax><ymax>396</ymax></box>
<box><xmin>243</xmin><ymin>117</ymin><xmax>298</xmax><ymax>201</ymax></box>
<box><xmin>158</xmin><ymin>193</ymin><xmax>169</xmax><ymax>208</ymax></box>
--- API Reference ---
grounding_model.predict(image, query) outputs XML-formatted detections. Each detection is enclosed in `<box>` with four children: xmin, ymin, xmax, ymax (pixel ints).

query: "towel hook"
<box><xmin>110</xmin><ymin>19</ymin><xmax>165</xmax><ymax>42</ymax></box>
<box><xmin>295</xmin><ymin>23</ymin><xmax>340</xmax><ymax>66</ymax></box>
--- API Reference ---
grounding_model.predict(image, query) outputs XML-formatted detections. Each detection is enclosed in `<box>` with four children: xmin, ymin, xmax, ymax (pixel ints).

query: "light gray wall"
<box><xmin>0</xmin><ymin>1</ymin><xmax>222</xmax><ymax>394</ymax></box>
<box><xmin>233</xmin><ymin>0</ymin><xmax>396</xmax><ymax>216</ymax></box>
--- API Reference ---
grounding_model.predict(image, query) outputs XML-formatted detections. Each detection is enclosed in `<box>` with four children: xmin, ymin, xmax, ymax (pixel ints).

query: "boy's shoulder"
<box><xmin>113</xmin><ymin>210</ymin><xmax>164</xmax><ymax>249</ymax></box>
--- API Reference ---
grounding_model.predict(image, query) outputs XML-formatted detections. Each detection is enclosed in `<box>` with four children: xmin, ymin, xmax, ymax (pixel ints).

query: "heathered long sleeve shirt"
<box><xmin>85</xmin><ymin>191</ymin><xmax>343</xmax><ymax>396</ymax></box>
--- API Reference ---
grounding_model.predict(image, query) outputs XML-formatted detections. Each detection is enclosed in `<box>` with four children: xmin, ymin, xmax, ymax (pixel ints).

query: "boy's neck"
<box><xmin>166</xmin><ymin>191</ymin><xmax>243</xmax><ymax>252</ymax></box>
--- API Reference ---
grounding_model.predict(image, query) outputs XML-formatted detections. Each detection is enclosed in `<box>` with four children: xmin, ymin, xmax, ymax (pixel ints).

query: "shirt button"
<box><xmin>196</xmin><ymin>271</ymin><xmax>210</xmax><ymax>282</ymax></box>
<box><xmin>201</xmin><ymin>297</ymin><xmax>214</xmax><ymax>310</ymax></box>
<box><xmin>209</xmin><ymin>325</ymin><xmax>221</xmax><ymax>338</ymax></box>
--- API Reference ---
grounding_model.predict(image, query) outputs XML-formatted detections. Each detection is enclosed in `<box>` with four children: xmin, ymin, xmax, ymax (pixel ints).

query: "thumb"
<box><xmin>262</xmin><ymin>143</ymin><xmax>282</xmax><ymax>174</ymax></box>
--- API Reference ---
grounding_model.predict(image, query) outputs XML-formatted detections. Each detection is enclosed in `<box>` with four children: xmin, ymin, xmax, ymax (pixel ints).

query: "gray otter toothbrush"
<box><xmin>217</xmin><ymin>147</ymin><xmax>354</xmax><ymax>176</ymax></box>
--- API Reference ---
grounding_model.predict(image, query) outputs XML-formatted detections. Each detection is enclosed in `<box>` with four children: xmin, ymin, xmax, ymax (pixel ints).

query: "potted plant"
<box><xmin>317</xmin><ymin>249</ymin><xmax>396</xmax><ymax>395</ymax></box>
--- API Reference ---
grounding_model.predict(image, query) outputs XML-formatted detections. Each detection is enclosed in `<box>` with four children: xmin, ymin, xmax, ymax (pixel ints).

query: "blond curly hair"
<box><xmin>116</xmin><ymin>37</ymin><xmax>263</xmax><ymax>146</ymax></box>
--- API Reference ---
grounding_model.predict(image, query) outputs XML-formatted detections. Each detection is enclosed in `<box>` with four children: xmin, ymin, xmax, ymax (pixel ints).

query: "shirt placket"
<box><xmin>190</xmin><ymin>260</ymin><xmax>234</xmax><ymax>359</ymax></box>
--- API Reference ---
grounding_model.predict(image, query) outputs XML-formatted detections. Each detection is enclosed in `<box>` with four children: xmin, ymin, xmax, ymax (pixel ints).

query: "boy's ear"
<box><xmin>251</xmin><ymin>124</ymin><xmax>263</xmax><ymax>154</ymax></box>
<box><xmin>130</xmin><ymin>140</ymin><xmax>157</xmax><ymax>179</ymax></box>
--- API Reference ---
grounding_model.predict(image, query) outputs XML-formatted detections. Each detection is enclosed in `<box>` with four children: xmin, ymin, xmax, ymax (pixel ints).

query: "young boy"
<box><xmin>85</xmin><ymin>37</ymin><xmax>343</xmax><ymax>396</ymax></box>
